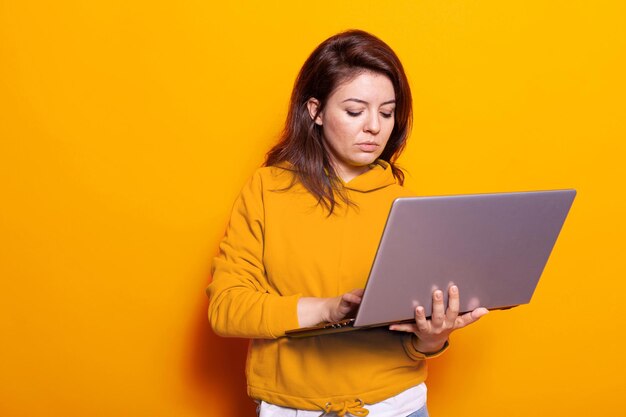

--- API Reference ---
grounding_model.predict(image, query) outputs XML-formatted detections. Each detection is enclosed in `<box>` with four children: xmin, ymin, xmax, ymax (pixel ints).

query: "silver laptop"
<box><xmin>286</xmin><ymin>189</ymin><xmax>576</xmax><ymax>338</ymax></box>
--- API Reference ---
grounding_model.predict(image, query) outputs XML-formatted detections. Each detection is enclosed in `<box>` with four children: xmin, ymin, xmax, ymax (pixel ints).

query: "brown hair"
<box><xmin>265</xmin><ymin>29</ymin><xmax>413</xmax><ymax>213</ymax></box>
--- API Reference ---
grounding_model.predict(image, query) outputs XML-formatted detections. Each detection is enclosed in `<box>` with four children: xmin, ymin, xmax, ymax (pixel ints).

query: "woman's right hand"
<box><xmin>297</xmin><ymin>289</ymin><xmax>364</xmax><ymax>328</ymax></box>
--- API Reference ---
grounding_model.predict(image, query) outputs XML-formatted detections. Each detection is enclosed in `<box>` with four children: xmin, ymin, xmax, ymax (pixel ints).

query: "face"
<box><xmin>308</xmin><ymin>71</ymin><xmax>396</xmax><ymax>182</ymax></box>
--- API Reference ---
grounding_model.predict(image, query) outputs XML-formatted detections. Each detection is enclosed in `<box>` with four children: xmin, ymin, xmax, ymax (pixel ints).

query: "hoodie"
<box><xmin>207</xmin><ymin>160</ymin><xmax>443</xmax><ymax>412</ymax></box>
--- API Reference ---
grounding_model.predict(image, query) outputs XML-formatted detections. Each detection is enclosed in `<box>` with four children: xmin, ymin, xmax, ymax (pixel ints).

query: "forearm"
<box><xmin>402</xmin><ymin>334</ymin><xmax>450</xmax><ymax>360</ymax></box>
<box><xmin>297</xmin><ymin>297</ymin><xmax>333</xmax><ymax>328</ymax></box>
<box><xmin>297</xmin><ymin>289</ymin><xmax>363</xmax><ymax>328</ymax></box>
<box><xmin>414</xmin><ymin>336</ymin><xmax>448</xmax><ymax>354</ymax></box>
<box><xmin>208</xmin><ymin>283</ymin><xmax>301</xmax><ymax>339</ymax></box>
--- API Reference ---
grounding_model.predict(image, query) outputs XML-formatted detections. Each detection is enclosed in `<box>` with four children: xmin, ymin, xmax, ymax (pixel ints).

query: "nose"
<box><xmin>364</xmin><ymin>112</ymin><xmax>381</xmax><ymax>135</ymax></box>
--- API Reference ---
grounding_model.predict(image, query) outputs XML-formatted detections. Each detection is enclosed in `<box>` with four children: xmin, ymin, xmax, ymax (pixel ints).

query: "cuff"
<box><xmin>265</xmin><ymin>293</ymin><xmax>302</xmax><ymax>338</ymax></box>
<box><xmin>402</xmin><ymin>334</ymin><xmax>450</xmax><ymax>360</ymax></box>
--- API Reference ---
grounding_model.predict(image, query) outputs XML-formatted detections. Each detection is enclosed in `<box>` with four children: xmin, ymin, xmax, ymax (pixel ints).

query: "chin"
<box><xmin>353</xmin><ymin>154</ymin><xmax>381</xmax><ymax>166</ymax></box>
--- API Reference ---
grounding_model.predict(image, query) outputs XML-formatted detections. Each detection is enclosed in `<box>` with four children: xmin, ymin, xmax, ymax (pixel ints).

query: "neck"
<box><xmin>334</xmin><ymin>163</ymin><xmax>371</xmax><ymax>183</ymax></box>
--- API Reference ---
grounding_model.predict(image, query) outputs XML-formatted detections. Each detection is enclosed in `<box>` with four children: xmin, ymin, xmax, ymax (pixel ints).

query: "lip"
<box><xmin>356</xmin><ymin>142</ymin><xmax>379</xmax><ymax>152</ymax></box>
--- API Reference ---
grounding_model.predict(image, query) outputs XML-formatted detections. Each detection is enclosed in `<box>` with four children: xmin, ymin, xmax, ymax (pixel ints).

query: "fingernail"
<box><xmin>450</xmin><ymin>286</ymin><xmax>458</xmax><ymax>294</ymax></box>
<box><xmin>435</xmin><ymin>291</ymin><xmax>442</xmax><ymax>300</ymax></box>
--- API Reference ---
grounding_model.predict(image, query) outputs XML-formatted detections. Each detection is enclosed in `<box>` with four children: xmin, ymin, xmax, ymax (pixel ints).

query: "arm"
<box><xmin>207</xmin><ymin>172</ymin><xmax>363</xmax><ymax>338</ymax></box>
<box><xmin>391</xmin><ymin>285</ymin><xmax>489</xmax><ymax>357</ymax></box>
<box><xmin>207</xmin><ymin>171</ymin><xmax>301</xmax><ymax>339</ymax></box>
<box><xmin>297</xmin><ymin>289</ymin><xmax>364</xmax><ymax>328</ymax></box>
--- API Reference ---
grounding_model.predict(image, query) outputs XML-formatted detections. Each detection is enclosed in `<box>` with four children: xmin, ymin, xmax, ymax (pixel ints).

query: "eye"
<box><xmin>380</xmin><ymin>107</ymin><xmax>395</xmax><ymax>118</ymax></box>
<box><xmin>346</xmin><ymin>110</ymin><xmax>363</xmax><ymax>117</ymax></box>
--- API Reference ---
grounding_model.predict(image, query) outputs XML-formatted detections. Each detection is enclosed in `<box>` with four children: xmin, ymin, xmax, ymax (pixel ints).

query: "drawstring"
<box><xmin>323</xmin><ymin>398</ymin><xmax>369</xmax><ymax>416</ymax></box>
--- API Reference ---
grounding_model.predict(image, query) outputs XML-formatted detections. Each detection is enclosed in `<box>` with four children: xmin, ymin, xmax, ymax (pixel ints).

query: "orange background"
<box><xmin>1</xmin><ymin>1</ymin><xmax>625</xmax><ymax>416</ymax></box>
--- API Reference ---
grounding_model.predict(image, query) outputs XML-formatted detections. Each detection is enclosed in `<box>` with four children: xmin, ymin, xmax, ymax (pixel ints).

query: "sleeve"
<box><xmin>206</xmin><ymin>170</ymin><xmax>301</xmax><ymax>339</ymax></box>
<box><xmin>401</xmin><ymin>334</ymin><xmax>449</xmax><ymax>360</ymax></box>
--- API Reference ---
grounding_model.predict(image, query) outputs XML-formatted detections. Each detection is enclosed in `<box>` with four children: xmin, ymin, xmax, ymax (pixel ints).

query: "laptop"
<box><xmin>285</xmin><ymin>189</ymin><xmax>576</xmax><ymax>338</ymax></box>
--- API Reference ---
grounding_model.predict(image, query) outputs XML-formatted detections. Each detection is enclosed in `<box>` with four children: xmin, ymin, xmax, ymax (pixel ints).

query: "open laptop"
<box><xmin>285</xmin><ymin>189</ymin><xmax>576</xmax><ymax>338</ymax></box>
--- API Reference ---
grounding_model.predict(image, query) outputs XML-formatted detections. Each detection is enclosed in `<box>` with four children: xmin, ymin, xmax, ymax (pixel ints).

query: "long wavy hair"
<box><xmin>265</xmin><ymin>29</ymin><xmax>413</xmax><ymax>213</ymax></box>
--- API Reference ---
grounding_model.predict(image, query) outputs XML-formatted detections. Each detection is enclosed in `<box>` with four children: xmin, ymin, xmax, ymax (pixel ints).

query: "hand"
<box><xmin>297</xmin><ymin>288</ymin><xmax>364</xmax><ymax>328</ymax></box>
<box><xmin>324</xmin><ymin>288</ymin><xmax>364</xmax><ymax>323</ymax></box>
<box><xmin>389</xmin><ymin>285</ymin><xmax>488</xmax><ymax>354</ymax></box>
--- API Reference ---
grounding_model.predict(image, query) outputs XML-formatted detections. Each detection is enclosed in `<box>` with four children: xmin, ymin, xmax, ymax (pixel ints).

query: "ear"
<box><xmin>306</xmin><ymin>98</ymin><xmax>323</xmax><ymax>126</ymax></box>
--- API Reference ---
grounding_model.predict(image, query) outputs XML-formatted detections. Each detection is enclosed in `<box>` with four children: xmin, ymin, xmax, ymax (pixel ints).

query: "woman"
<box><xmin>207</xmin><ymin>30</ymin><xmax>488</xmax><ymax>417</ymax></box>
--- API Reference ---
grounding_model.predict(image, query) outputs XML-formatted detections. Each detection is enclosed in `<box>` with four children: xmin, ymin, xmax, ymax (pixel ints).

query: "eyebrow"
<box><xmin>341</xmin><ymin>98</ymin><xmax>396</xmax><ymax>105</ymax></box>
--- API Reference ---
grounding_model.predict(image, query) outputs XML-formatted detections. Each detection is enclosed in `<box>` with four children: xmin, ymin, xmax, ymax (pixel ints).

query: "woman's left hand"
<box><xmin>389</xmin><ymin>285</ymin><xmax>489</xmax><ymax>354</ymax></box>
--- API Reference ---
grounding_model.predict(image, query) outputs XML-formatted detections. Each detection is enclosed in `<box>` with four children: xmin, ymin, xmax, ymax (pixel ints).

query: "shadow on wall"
<box><xmin>187</xmin><ymin>297</ymin><xmax>257</xmax><ymax>416</ymax></box>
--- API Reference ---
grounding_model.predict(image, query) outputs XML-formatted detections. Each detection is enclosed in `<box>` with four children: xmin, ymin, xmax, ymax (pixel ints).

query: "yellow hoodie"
<box><xmin>207</xmin><ymin>160</ymin><xmax>442</xmax><ymax>412</ymax></box>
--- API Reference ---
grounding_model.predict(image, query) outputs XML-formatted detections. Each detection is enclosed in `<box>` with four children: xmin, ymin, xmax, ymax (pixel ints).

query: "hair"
<box><xmin>265</xmin><ymin>29</ymin><xmax>413</xmax><ymax>214</ymax></box>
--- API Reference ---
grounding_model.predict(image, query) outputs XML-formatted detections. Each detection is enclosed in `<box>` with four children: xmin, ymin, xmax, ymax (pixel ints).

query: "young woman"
<box><xmin>207</xmin><ymin>30</ymin><xmax>488</xmax><ymax>417</ymax></box>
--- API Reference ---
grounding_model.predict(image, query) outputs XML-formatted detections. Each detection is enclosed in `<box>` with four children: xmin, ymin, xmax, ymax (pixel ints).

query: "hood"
<box><xmin>343</xmin><ymin>160</ymin><xmax>399</xmax><ymax>192</ymax></box>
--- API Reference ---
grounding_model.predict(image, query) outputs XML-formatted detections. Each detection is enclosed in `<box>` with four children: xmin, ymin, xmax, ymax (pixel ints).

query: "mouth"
<box><xmin>356</xmin><ymin>142</ymin><xmax>380</xmax><ymax>152</ymax></box>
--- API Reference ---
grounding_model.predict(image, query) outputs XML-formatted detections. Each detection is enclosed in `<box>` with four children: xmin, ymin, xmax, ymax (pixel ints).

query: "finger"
<box><xmin>341</xmin><ymin>292</ymin><xmax>362</xmax><ymax>305</ymax></box>
<box><xmin>445</xmin><ymin>285</ymin><xmax>460</xmax><ymax>324</ymax></box>
<box><xmin>414</xmin><ymin>306</ymin><xmax>430</xmax><ymax>333</ymax></box>
<box><xmin>389</xmin><ymin>323</ymin><xmax>418</xmax><ymax>333</ymax></box>
<box><xmin>350</xmin><ymin>288</ymin><xmax>365</xmax><ymax>297</ymax></box>
<box><xmin>472</xmin><ymin>307</ymin><xmax>489</xmax><ymax>319</ymax></box>
<box><xmin>431</xmin><ymin>290</ymin><xmax>445</xmax><ymax>328</ymax></box>
<box><xmin>454</xmin><ymin>307</ymin><xmax>489</xmax><ymax>329</ymax></box>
